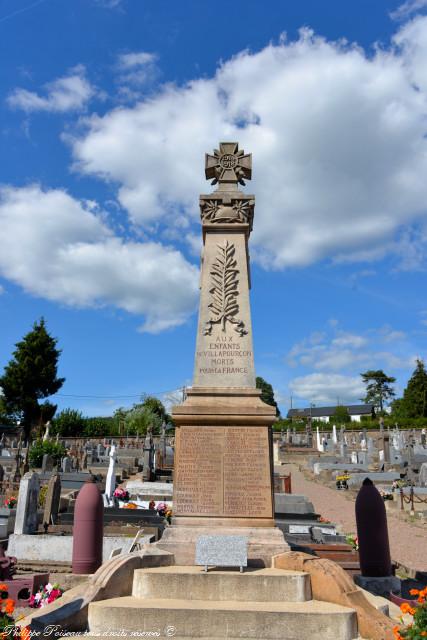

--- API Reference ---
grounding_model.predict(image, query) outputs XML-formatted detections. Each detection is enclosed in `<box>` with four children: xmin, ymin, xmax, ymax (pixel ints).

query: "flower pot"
<box><xmin>389</xmin><ymin>591</ymin><xmax>420</xmax><ymax>608</ymax></box>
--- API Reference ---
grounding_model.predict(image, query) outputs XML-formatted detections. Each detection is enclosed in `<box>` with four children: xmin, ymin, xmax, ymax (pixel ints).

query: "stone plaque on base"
<box><xmin>196</xmin><ymin>535</ymin><xmax>248</xmax><ymax>570</ymax></box>
<box><xmin>174</xmin><ymin>425</ymin><xmax>273</xmax><ymax>521</ymax></box>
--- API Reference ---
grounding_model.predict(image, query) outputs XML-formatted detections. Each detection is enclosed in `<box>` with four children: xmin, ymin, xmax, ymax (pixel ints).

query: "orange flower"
<box><xmin>0</xmin><ymin>584</ymin><xmax>7</xmax><ymax>591</ymax></box>
<box><xmin>421</xmin><ymin>632</ymin><xmax>427</xmax><ymax>637</ymax></box>
<box><xmin>393</xmin><ymin>625</ymin><xmax>403</xmax><ymax>640</ymax></box>
<box><xmin>4</xmin><ymin>598</ymin><xmax>14</xmax><ymax>614</ymax></box>
<box><xmin>400</xmin><ymin>602</ymin><xmax>416</xmax><ymax>615</ymax></box>
<box><xmin>409</xmin><ymin>588</ymin><xmax>419</xmax><ymax>595</ymax></box>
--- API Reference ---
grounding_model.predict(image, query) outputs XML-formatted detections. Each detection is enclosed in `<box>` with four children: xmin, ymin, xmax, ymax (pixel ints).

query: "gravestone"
<box><xmin>14</xmin><ymin>471</ymin><xmax>40</xmax><ymax>534</ymax></box>
<box><xmin>105</xmin><ymin>444</ymin><xmax>117</xmax><ymax>505</ymax></box>
<box><xmin>159</xmin><ymin>143</ymin><xmax>288</xmax><ymax>565</ymax></box>
<box><xmin>42</xmin><ymin>454</ymin><xmax>53</xmax><ymax>473</ymax></box>
<box><xmin>62</xmin><ymin>456</ymin><xmax>72</xmax><ymax>473</ymax></box>
<box><xmin>43</xmin><ymin>473</ymin><xmax>61</xmax><ymax>527</ymax></box>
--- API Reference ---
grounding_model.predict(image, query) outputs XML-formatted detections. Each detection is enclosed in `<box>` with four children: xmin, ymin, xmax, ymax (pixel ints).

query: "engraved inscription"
<box><xmin>197</xmin><ymin>335</ymin><xmax>252</xmax><ymax>376</ymax></box>
<box><xmin>204</xmin><ymin>241</ymin><xmax>248</xmax><ymax>337</ymax></box>
<box><xmin>220</xmin><ymin>153</ymin><xmax>237</xmax><ymax>169</ymax></box>
<box><xmin>174</xmin><ymin>426</ymin><xmax>272</xmax><ymax>519</ymax></box>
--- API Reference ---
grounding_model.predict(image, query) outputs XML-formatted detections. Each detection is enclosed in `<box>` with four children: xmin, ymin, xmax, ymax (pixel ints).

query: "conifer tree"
<box><xmin>0</xmin><ymin>318</ymin><xmax>65</xmax><ymax>439</ymax></box>
<box><xmin>360</xmin><ymin>369</ymin><xmax>396</xmax><ymax>411</ymax></box>
<box><xmin>398</xmin><ymin>359</ymin><xmax>427</xmax><ymax>418</ymax></box>
<box><xmin>256</xmin><ymin>376</ymin><xmax>281</xmax><ymax>417</ymax></box>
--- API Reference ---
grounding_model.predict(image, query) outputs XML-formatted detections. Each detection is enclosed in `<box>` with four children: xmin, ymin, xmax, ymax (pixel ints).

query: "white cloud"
<box><xmin>289</xmin><ymin>373</ymin><xmax>366</xmax><ymax>405</ymax></box>
<box><xmin>115</xmin><ymin>51</ymin><xmax>158</xmax><ymax>94</ymax></box>
<box><xmin>7</xmin><ymin>66</ymin><xmax>95</xmax><ymax>113</ymax></box>
<box><xmin>287</xmin><ymin>325</ymin><xmax>414</xmax><ymax>371</ymax></box>
<box><xmin>391</xmin><ymin>0</ymin><xmax>427</xmax><ymax>20</ymax></box>
<box><xmin>0</xmin><ymin>185</ymin><xmax>198</xmax><ymax>332</ymax></box>
<box><xmin>117</xmin><ymin>52</ymin><xmax>156</xmax><ymax>70</ymax></box>
<box><xmin>331</xmin><ymin>332</ymin><xmax>368</xmax><ymax>348</ymax></box>
<box><xmin>67</xmin><ymin>21</ymin><xmax>427</xmax><ymax>269</ymax></box>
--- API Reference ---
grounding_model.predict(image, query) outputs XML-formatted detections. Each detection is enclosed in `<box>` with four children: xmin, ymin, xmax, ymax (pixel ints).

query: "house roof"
<box><xmin>287</xmin><ymin>404</ymin><xmax>374</xmax><ymax>419</ymax></box>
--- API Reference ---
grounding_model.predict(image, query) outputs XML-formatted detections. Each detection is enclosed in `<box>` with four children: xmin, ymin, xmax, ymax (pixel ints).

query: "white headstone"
<box><xmin>332</xmin><ymin>424</ymin><xmax>337</xmax><ymax>445</ymax></box>
<box><xmin>316</xmin><ymin>427</ymin><xmax>322</xmax><ymax>452</ymax></box>
<box><xmin>351</xmin><ymin>451</ymin><xmax>358</xmax><ymax>464</ymax></box>
<box><xmin>105</xmin><ymin>444</ymin><xmax>117</xmax><ymax>502</ymax></box>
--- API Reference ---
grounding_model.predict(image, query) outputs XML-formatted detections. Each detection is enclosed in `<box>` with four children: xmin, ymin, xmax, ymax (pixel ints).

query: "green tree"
<box><xmin>256</xmin><ymin>376</ymin><xmax>281</xmax><ymax>417</ymax></box>
<box><xmin>0</xmin><ymin>319</ymin><xmax>65</xmax><ymax>439</ymax></box>
<box><xmin>124</xmin><ymin>404</ymin><xmax>162</xmax><ymax>436</ymax></box>
<box><xmin>53</xmin><ymin>408</ymin><xmax>85</xmax><ymax>437</ymax></box>
<box><xmin>330</xmin><ymin>405</ymin><xmax>351</xmax><ymax>424</ymax></box>
<box><xmin>393</xmin><ymin>359</ymin><xmax>427</xmax><ymax>419</ymax></box>
<box><xmin>360</xmin><ymin>369</ymin><xmax>396</xmax><ymax>412</ymax></box>
<box><xmin>140</xmin><ymin>395</ymin><xmax>170</xmax><ymax>423</ymax></box>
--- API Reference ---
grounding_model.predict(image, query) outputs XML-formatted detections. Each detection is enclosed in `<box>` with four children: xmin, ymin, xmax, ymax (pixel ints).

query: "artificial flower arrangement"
<box><xmin>3</xmin><ymin>497</ymin><xmax>17</xmax><ymax>510</ymax></box>
<box><xmin>394</xmin><ymin>586</ymin><xmax>427</xmax><ymax>639</ymax></box>
<box><xmin>123</xmin><ymin>502</ymin><xmax>137</xmax><ymax>509</ymax></box>
<box><xmin>165</xmin><ymin>508</ymin><xmax>172</xmax><ymax>524</ymax></box>
<box><xmin>28</xmin><ymin>583</ymin><xmax>63</xmax><ymax>609</ymax></box>
<box><xmin>113</xmin><ymin>487</ymin><xmax>129</xmax><ymax>502</ymax></box>
<box><xmin>0</xmin><ymin>583</ymin><xmax>16</xmax><ymax>639</ymax></box>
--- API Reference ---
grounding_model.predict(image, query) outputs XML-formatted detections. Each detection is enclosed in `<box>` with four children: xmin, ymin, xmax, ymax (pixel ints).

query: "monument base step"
<box><xmin>132</xmin><ymin>566</ymin><xmax>311</xmax><ymax>602</ymax></box>
<box><xmin>155</xmin><ymin>525</ymin><xmax>290</xmax><ymax>567</ymax></box>
<box><xmin>88</xmin><ymin>595</ymin><xmax>358</xmax><ymax>639</ymax></box>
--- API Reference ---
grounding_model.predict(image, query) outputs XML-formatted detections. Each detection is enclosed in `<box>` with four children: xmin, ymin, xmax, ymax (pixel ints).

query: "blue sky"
<box><xmin>1</xmin><ymin>0</ymin><xmax>427</xmax><ymax>417</ymax></box>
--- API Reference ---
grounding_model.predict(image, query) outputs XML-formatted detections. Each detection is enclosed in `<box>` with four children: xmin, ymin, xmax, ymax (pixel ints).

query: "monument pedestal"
<box><xmin>157</xmin><ymin>387</ymin><xmax>289</xmax><ymax>565</ymax></box>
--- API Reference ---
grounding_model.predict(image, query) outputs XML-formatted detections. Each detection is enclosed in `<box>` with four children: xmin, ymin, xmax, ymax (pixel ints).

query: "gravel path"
<box><xmin>288</xmin><ymin>463</ymin><xmax>427</xmax><ymax>573</ymax></box>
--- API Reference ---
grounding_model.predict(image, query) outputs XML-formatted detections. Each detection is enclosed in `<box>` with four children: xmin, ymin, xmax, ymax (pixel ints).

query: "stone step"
<box><xmin>132</xmin><ymin>566</ymin><xmax>311</xmax><ymax>602</ymax></box>
<box><xmin>88</xmin><ymin>596</ymin><xmax>359</xmax><ymax>640</ymax></box>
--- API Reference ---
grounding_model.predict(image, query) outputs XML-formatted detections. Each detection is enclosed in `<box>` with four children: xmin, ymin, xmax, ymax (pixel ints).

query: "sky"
<box><xmin>1</xmin><ymin>0</ymin><xmax>427</xmax><ymax>417</ymax></box>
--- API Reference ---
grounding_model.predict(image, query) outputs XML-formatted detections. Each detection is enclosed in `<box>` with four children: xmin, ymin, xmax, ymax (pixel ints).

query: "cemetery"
<box><xmin>0</xmin><ymin>142</ymin><xmax>426</xmax><ymax>640</ymax></box>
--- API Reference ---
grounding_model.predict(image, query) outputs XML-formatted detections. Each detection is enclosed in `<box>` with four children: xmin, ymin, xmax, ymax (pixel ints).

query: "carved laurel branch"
<box><xmin>204</xmin><ymin>240</ymin><xmax>248</xmax><ymax>337</ymax></box>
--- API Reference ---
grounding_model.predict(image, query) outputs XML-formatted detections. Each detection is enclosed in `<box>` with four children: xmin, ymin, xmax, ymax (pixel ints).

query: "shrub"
<box><xmin>29</xmin><ymin>440</ymin><xmax>66</xmax><ymax>469</ymax></box>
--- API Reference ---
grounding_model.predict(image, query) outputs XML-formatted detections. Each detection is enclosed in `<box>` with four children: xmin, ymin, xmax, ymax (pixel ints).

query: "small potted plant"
<box><xmin>345</xmin><ymin>533</ymin><xmax>359</xmax><ymax>551</ymax></box>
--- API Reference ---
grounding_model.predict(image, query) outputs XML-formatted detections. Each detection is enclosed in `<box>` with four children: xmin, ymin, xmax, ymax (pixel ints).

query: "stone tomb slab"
<box><xmin>174</xmin><ymin>425</ymin><xmax>272</xmax><ymax>521</ymax></box>
<box><xmin>196</xmin><ymin>535</ymin><xmax>248</xmax><ymax>571</ymax></box>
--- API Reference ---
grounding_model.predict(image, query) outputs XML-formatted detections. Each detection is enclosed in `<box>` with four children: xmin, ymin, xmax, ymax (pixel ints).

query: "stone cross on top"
<box><xmin>205</xmin><ymin>142</ymin><xmax>252</xmax><ymax>189</ymax></box>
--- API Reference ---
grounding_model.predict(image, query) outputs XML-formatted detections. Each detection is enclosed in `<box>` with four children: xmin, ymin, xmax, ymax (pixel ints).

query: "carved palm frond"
<box><xmin>204</xmin><ymin>241</ymin><xmax>248</xmax><ymax>336</ymax></box>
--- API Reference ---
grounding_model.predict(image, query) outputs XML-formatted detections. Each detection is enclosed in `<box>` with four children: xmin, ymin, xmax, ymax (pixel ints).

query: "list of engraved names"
<box><xmin>174</xmin><ymin>426</ymin><xmax>272</xmax><ymax>518</ymax></box>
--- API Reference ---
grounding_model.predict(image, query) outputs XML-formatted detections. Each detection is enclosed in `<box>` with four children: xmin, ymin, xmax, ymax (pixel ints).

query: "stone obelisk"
<box><xmin>159</xmin><ymin>142</ymin><xmax>288</xmax><ymax>565</ymax></box>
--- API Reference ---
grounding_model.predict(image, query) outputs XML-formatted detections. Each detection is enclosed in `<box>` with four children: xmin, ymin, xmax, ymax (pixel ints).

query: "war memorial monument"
<box><xmin>159</xmin><ymin>142</ymin><xmax>289</xmax><ymax>564</ymax></box>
